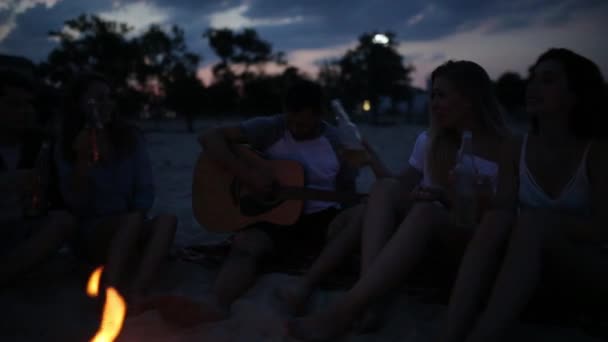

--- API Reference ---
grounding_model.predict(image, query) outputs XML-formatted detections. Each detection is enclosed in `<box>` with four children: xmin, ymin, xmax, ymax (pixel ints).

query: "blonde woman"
<box><xmin>287</xmin><ymin>60</ymin><xmax>511</xmax><ymax>340</ymax></box>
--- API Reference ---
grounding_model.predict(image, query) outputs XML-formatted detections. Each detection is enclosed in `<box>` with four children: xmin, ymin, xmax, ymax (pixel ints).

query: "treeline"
<box><xmin>8</xmin><ymin>13</ymin><xmax>555</xmax><ymax>131</ymax></box>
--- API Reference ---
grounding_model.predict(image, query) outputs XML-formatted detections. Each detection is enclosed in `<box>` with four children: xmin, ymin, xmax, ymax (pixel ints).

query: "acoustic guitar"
<box><xmin>192</xmin><ymin>145</ymin><xmax>365</xmax><ymax>232</ymax></box>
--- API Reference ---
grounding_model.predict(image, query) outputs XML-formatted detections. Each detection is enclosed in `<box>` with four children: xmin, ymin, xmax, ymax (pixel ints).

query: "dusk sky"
<box><xmin>1</xmin><ymin>0</ymin><xmax>607</xmax><ymax>88</ymax></box>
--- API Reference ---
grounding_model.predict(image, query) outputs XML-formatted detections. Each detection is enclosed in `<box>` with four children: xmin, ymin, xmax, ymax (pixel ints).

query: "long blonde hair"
<box><xmin>426</xmin><ymin>60</ymin><xmax>509</xmax><ymax>187</ymax></box>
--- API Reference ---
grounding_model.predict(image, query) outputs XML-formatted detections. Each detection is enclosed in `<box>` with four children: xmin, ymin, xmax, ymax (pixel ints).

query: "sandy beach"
<box><xmin>1</xmin><ymin>119</ymin><xmax>603</xmax><ymax>341</ymax></box>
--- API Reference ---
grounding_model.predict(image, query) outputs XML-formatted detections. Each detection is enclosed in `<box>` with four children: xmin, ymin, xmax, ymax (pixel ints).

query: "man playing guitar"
<box><xmin>187</xmin><ymin>80</ymin><xmax>376</xmax><ymax>323</ymax></box>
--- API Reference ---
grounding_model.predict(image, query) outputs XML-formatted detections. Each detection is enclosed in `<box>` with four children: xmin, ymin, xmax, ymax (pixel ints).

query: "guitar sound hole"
<box><xmin>240</xmin><ymin>194</ymin><xmax>284</xmax><ymax>216</ymax></box>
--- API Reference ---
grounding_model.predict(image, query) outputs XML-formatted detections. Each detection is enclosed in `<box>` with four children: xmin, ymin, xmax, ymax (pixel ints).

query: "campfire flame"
<box><xmin>87</xmin><ymin>266</ymin><xmax>103</xmax><ymax>297</ymax></box>
<box><xmin>86</xmin><ymin>266</ymin><xmax>127</xmax><ymax>342</ymax></box>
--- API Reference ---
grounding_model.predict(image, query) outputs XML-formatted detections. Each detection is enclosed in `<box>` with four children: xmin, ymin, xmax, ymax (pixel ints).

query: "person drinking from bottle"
<box><xmin>439</xmin><ymin>48</ymin><xmax>608</xmax><ymax>342</ymax></box>
<box><xmin>0</xmin><ymin>68</ymin><xmax>76</xmax><ymax>286</ymax></box>
<box><xmin>287</xmin><ymin>60</ymin><xmax>511</xmax><ymax>340</ymax></box>
<box><xmin>55</xmin><ymin>72</ymin><xmax>177</xmax><ymax>307</ymax></box>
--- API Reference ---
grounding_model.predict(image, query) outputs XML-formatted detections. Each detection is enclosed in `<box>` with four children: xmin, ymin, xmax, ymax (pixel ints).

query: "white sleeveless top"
<box><xmin>518</xmin><ymin>134</ymin><xmax>591</xmax><ymax>215</ymax></box>
<box><xmin>408</xmin><ymin>131</ymin><xmax>499</xmax><ymax>190</ymax></box>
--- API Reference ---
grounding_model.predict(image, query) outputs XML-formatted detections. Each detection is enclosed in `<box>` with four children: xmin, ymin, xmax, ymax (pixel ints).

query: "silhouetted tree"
<box><xmin>204</xmin><ymin>27</ymin><xmax>289</xmax><ymax>115</ymax></box>
<box><xmin>44</xmin><ymin>14</ymin><xmax>139</xmax><ymax>89</ymax></box>
<box><xmin>43</xmin><ymin>14</ymin><xmax>204</xmax><ymax>126</ymax></box>
<box><xmin>327</xmin><ymin>31</ymin><xmax>414</xmax><ymax>121</ymax></box>
<box><xmin>204</xmin><ymin>28</ymin><xmax>286</xmax><ymax>78</ymax></box>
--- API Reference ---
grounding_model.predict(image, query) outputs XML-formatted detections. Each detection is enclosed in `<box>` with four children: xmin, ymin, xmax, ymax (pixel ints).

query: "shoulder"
<box><xmin>241</xmin><ymin>114</ymin><xmax>285</xmax><ymax>129</ymax></box>
<box><xmin>412</xmin><ymin>130</ymin><xmax>430</xmax><ymax>151</ymax></box>
<box><xmin>416</xmin><ymin>130</ymin><xmax>429</xmax><ymax>141</ymax></box>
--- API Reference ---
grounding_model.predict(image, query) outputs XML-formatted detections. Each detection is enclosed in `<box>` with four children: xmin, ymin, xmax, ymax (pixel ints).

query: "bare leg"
<box><xmin>150</xmin><ymin>228</ymin><xmax>273</xmax><ymax>327</ymax></box>
<box><xmin>289</xmin><ymin>202</ymin><xmax>449</xmax><ymax>341</ymax></box>
<box><xmin>465</xmin><ymin>210</ymin><xmax>554</xmax><ymax>342</ymax></box>
<box><xmin>360</xmin><ymin>179</ymin><xmax>407</xmax><ymax>274</ymax></box>
<box><xmin>438</xmin><ymin>210</ymin><xmax>513</xmax><ymax>342</ymax></box>
<box><xmin>0</xmin><ymin>211</ymin><xmax>76</xmax><ymax>285</ymax></box>
<box><xmin>276</xmin><ymin>204</ymin><xmax>365</xmax><ymax>315</ymax></box>
<box><xmin>80</xmin><ymin>212</ymin><xmax>145</xmax><ymax>290</ymax></box>
<box><xmin>129</xmin><ymin>214</ymin><xmax>177</xmax><ymax>296</ymax></box>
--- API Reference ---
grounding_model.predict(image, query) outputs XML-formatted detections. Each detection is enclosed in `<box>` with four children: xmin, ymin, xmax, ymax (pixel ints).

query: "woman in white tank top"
<box><xmin>441</xmin><ymin>49</ymin><xmax>608</xmax><ymax>342</ymax></box>
<box><xmin>288</xmin><ymin>61</ymin><xmax>511</xmax><ymax>340</ymax></box>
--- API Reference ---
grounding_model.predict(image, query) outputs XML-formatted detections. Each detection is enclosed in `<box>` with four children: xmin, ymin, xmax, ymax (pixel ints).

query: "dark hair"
<box><xmin>61</xmin><ymin>72</ymin><xmax>137</xmax><ymax>162</ymax></box>
<box><xmin>283</xmin><ymin>79</ymin><xmax>324</xmax><ymax>114</ymax></box>
<box><xmin>0</xmin><ymin>68</ymin><xmax>35</xmax><ymax>96</ymax></box>
<box><xmin>530</xmin><ymin>48</ymin><xmax>606</xmax><ymax>140</ymax></box>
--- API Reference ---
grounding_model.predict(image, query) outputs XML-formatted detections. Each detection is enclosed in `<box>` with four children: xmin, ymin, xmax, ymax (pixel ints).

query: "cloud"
<box><xmin>406</xmin><ymin>4</ymin><xmax>435</xmax><ymax>27</ymax></box>
<box><xmin>0</xmin><ymin>0</ymin><xmax>62</xmax><ymax>41</ymax></box>
<box><xmin>98</xmin><ymin>1</ymin><xmax>172</xmax><ymax>32</ymax></box>
<box><xmin>397</xmin><ymin>2</ymin><xmax>608</xmax><ymax>88</ymax></box>
<box><xmin>207</xmin><ymin>3</ymin><xmax>304</xmax><ymax>29</ymax></box>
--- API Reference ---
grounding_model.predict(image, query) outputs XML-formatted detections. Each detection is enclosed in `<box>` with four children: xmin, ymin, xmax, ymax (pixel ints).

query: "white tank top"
<box><xmin>518</xmin><ymin>134</ymin><xmax>591</xmax><ymax>215</ymax></box>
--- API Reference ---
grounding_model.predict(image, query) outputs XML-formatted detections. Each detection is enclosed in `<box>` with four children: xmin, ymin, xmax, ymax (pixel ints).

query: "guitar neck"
<box><xmin>277</xmin><ymin>187</ymin><xmax>366</xmax><ymax>203</ymax></box>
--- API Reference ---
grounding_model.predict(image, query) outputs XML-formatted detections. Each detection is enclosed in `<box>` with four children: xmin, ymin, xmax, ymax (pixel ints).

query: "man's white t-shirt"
<box><xmin>265</xmin><ymin>131</ymin><xmax>340</xmax><ymax>214</ymax></box>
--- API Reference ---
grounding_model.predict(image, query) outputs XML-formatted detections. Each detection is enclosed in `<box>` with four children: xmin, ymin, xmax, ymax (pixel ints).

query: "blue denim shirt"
<box><xmin>55</xmin><ymin>132</ymin><xmax>155</xmax><ymax>219</ymax></box>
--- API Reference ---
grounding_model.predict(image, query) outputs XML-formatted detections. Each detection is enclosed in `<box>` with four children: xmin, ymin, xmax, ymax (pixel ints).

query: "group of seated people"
<box><xmin>1</xmin><ymin>47</ymin><xmax>606</xmax><ymax>341</ymax></box>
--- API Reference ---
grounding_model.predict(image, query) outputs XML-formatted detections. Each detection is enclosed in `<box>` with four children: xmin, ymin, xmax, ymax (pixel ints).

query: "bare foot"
<box><xmin>287</xmin><ymin>305</ymin><xmax>355</xmax><ymax>341</ymax></box>
<box><xmin>275</xmin><ymin>282</ymin><xmax>311</xmax><ymax>315</ymax></box>
<box><xmin>141</xmin><ymin>295</ymin><xmax>229</xmax><ymax>328</ymax></box>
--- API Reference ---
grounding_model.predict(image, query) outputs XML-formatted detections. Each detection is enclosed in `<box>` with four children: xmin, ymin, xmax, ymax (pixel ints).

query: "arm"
<box><xmin>131</xmin><ymin>134</ymin><xmax>155</xmax><ymax>214</ymax></box>
<box><xmin>199</xmin><ymin>125</ymin><xmax>251</xmax><ymax>181</ymax></box>
<box><xmin>394</xmin><ymin>165</ymin><xmax>423</xmax><ymax>197</ymax></box>
<box><xmin>490</xmin><ymin>135</ymin><xmax>520</xmax><ymax>214</ymax></box>
<box><xmin>361</xmin><ymin>139</ymin><xmax>393</xmax><ymax>179</ymax></box>
<box><xmin>54</xmin><ymin>140</ymin><xmax>92</xmax><ymax>212</ymax></box>
<box><xmin>564</xmin><ymin>141</ymin><xmax>608</xmax><ymax>243</ymax></box>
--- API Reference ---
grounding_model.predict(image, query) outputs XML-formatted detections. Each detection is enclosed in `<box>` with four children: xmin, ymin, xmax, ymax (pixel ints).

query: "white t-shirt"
<box><xmin>265</xmin><ymin>131</ymin><xmax>340</xmax><ymax>214</ymax></box>
<box><xmin>407</xmin><ymin>131</ymin><xmax>499</xmax><ymax>189</ymax></box>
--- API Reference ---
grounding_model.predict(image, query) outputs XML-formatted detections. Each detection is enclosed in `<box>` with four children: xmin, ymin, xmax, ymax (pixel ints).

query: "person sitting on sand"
<box><xmin>0</xmin><ymin>68</ymin><xmax>76</xmax><ymax>286</ymax></box>
<box><xmin>439</xmin><ymin>49</ymin><xmax>608</xmax><ymax>342</ymax></box>
<box><xmin>287</xmin><ymin>60</ymin><xmax>511</xmax><ymax>341</ymax></box>
<box><xmin>54</xmin><ymin>72</ymin><xmax>177</xmax><ymax>306</ymax></box>
<box><xmin>150</xmin><ymin>79</ymin><xmax>395</xmax><ymax>326</ymax></box>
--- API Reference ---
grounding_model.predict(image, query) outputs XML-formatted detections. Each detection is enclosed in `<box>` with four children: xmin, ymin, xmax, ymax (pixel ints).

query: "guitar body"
<box><xmin>192</xmin><ymin>146</ymin><xmax>305</xmax><ymax>232</ymax></box>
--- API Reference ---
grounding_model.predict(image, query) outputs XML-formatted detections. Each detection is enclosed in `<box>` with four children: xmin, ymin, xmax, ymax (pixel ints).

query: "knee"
<box><xmin>124</xmin><ymin>211</ymin><xmax>145</xmax><ymax>226</ymax></box>
<box><xmin>370</xmin><ymin>179</ymin><xmax>400</xmax><ymax>199</ymax></box>
<box><xmin>231</xmin><ymin>230</ymin><xmax>272</xmax><ymax>259</ymax></box>
<box><xmin>327</xmin><ymin>204</ymin><xmax>364</xmax><ymax>239</ymax></box>
<box><xmin>368</xmin><ymin>178</ymin><xmax>402</xmax><ymax>213</ymax></box>
<box><xmin>408</xmin><ymin>201</ymin><xmax>443</xmax><ymax>223</ymax></box>
<box><xmin>514</xmin><ymin>209</ymin><xmax>551</xmax><ymax>239</ymax></box>
<box><xmin>154</xmin><ymin>214</ymin><xmax>178</xmax><ymax>234</ymax></box>
<box><xmin>472</xmin><ymin>210</ymin><xmax>514</xmax><ymax>247</ymax></box>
